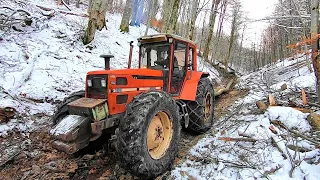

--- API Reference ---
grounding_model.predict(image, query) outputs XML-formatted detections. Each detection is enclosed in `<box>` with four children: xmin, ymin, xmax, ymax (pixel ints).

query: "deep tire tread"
<box><xmin>116</xmin><ymin>91</ymin><xmax>180</xmax><ymax>179</ymax></box>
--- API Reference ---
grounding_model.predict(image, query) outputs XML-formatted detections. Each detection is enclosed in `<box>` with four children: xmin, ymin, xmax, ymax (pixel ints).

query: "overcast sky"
<box><xmin>241</xmin><ymin>0</ymin><xmax>278</xmax><ymax>46</ymax></box>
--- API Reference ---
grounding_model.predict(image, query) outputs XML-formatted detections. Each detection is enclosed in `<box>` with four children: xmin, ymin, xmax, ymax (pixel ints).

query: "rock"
<box><xmin>281</xmin><ymin>83</ymin><xmax>287</xmax><ymax>91</ymax></box>
<box><xmin>307</xmin><ymin>113</ymin><xmax>320</xmax><ymax>131</ymax></box>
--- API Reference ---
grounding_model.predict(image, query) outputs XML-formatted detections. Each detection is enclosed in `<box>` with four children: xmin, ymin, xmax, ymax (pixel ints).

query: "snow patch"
<box><xmin>267</xmin><ymin>106</ymin><xmax>311</xmax><ymax>132</ymax></box>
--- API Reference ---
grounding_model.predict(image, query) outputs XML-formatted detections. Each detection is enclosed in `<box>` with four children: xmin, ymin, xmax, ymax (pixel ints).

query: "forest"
<box><xmin>0</xmin><ymin>0</ymin><xmax>320</xmax><ymax>179</ymax></box>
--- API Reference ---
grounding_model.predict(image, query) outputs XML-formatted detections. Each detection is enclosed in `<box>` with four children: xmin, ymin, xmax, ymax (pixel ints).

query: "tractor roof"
<box><xmin>138</xmin><ymin>33</ymin><xmax>195</xmax><ymax>45</ymax></box>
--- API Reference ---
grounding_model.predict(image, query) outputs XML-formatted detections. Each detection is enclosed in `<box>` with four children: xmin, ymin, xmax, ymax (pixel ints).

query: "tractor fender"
<box><xmin>179</xmin><ymin>71</ymin><xmax>208</xmax><ymax>101</ymax></box>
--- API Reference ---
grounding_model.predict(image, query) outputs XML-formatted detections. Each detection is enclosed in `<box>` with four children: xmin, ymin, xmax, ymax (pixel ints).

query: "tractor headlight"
<box><xmin>87</xmin><ymin>79</ymin><xmax>92</xmax><ymax>87</ymax></box>
<box><xmin>101</xmin><ymin>79</ymin><xmax>107</xmax><ymax>87</ymax></box>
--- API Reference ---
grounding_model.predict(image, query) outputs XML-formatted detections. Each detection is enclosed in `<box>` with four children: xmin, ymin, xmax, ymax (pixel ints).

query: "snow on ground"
<box><xmin>0</xmin><ymin>1</ymin><xmax>221</xmax><ymax>136</ymax></box>
<box><xmin>170</xmin><ymin>56</ymin><xmax>320</xmax><ymax>179</ymax></box>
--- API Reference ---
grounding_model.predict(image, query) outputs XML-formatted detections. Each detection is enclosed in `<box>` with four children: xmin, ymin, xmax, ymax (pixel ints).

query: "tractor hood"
<box><xmin>86</xmin><ymin>68</ymin><xmax>165</xmax><ymax>115</ymax></box>
<box><xmin>87</xmin><ymin>68</ymin><xmax>163</xmax><ymax>77</ymax></box>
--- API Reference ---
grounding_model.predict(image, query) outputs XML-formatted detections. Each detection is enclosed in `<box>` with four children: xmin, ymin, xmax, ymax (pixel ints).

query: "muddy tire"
<box><xmin>51</xmin><ymin>90</ymin><xmax>85</xmax><ymax>125</ymax></box>
<box><xmin>186</xmin><ymin>77</ymin><xmax>214</xmax><ymax>133</ymax></box>
<box><xmin>116</xmin><ymin>91</ymin><xmax>180</xmax><ymax>179</ymax></box>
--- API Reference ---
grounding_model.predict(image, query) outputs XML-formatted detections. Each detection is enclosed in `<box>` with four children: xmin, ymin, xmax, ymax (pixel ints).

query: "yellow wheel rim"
<box><xmin>147</xmin><ymin>111</ymin><xmax>173</xmax><ymax>159</ymax></box>
<box><xmin>204</xmin><ymin>92</ymin><xmax>212</xmax><ymax>122</ymax></box>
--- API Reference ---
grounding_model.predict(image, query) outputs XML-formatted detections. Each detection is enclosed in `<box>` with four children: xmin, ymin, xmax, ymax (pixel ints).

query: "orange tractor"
<box><xmin>50</xmin><ymin>34</ymin><xmax>214</xmax><ymax>178</ymax></box>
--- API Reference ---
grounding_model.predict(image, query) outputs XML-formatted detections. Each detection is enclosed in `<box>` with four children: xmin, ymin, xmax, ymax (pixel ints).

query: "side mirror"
<box><xmin>100</xmin><ymin>55</ymin><xmax>114</xmax><ymax>70</ymax></box>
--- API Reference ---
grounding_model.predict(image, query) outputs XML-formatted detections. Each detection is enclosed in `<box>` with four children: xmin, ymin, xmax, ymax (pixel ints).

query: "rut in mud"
<box><xmin>0</xmin><ymin>80</ymin><xmax>247</xmax><ymax>180</ymax></box>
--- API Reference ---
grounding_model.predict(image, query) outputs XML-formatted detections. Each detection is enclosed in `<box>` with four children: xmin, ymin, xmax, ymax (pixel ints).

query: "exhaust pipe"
<box><xmin>100</xmin><ymin>55</ymin><xmax>114</xmax><ymax>70</ymax></box>
<box><xmin>128</xmin><ymin>41</ymin><xmax>134</xmax><ymax>69</ymax></box>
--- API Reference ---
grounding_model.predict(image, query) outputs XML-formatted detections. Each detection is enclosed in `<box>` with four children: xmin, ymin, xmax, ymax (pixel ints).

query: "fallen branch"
<box><xmin>262</xmin><ymin>164</ymin><xmax>282</xmax><ymax>178</ymax></box>
<box><xmin>35</xmin><ymin>5</ymin><xmax>88</xmax><ymax>17</ymax></box>
<box><xmin>218</xmin><ymin>137</ymin><xmax>257</xmax><ymax>143</ymax></box>
<box><xmin>271</xmin><ymin>137</ymin><xmax>287</xmax><ymax>159</ymax></box>
<box><xmin>308</xmin><ymin>102</ymin><xmax>320</xmax><ymax>108</ymax></box>
<box><xmin>61</xmin><ymin>0</ymin><xmax>72</xmax><ymax>11</ymax></box>
<box><xmin>271</xmin><ymin>120</ymin><xmax>320</xmax><ymax>146</ymax></box>
<box><xmin>287</xmin><ymin>144</ymin><xmax>312</xmax><ymax>152</ymax></box>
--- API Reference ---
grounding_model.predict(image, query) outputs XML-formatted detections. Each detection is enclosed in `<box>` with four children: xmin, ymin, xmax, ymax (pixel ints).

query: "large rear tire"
<box><xmin>186</xmin><ymin>77</ymin><xmax>214</xmax><ymax>133</ymax></box>
<box><xmin>116</xmin><ymin>91</ymin><xmax>180</xmax><ymax>179</ymax></box>
<box><xmin>51</xmin><ymin>91</ymin><xmax>85</xmax><ymax>125</ymax></box>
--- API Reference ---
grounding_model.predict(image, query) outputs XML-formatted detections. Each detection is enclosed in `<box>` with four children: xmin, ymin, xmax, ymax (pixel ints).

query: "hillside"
<box><xmin>170</xmin><ymin>56</ymin><xmax>320</xmax><ymax>179</ymax></box>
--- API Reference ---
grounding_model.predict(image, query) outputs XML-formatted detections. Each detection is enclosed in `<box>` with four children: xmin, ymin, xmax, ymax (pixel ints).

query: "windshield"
<box><xmin>139</xmin><ymin>43</ymin><xmax>171</xmax><ymax>69</ymax></box>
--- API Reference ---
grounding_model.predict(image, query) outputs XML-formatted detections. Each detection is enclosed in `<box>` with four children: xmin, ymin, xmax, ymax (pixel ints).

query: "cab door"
<box><xmin>170</xmin><ymin>41</ymin><xmax>188</xmax><ymax>95</ymax></box>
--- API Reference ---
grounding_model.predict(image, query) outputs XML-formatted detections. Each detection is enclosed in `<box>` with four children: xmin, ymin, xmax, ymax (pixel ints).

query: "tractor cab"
<box><xmin>138</xmin><ymin>34</ymin><xmax>197</xmax><ymax>95</ymax></box>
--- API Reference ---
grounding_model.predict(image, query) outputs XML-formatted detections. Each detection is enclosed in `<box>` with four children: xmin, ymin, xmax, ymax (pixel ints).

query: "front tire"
<box><xmin>186</xmin><ymin>77</ymin><xmax>214</xmax><ymax>133</ymax></box>
<box><xmin>116</xmin><ymin>91</ymin><xmax>180</xmax><ymax>179</ymax></box>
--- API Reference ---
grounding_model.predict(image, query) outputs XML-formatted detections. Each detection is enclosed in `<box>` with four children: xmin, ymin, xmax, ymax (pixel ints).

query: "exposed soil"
<box><xmin>0</xmin><ymin>80</ymin><xmax>248</xmax><ymax>180</ymax></box>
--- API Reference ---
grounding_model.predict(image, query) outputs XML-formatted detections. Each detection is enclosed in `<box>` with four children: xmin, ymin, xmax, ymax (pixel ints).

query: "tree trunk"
<box><xmin>120</xmin><ymin>0</ymin><xmax>132</xmax><ymax>32</ymax></box>
<box><xmin>311</xmin><ymin>0</ymin><xmax>320</xmax><ymax>102</ymax></box>
<box><xmin>188</xmin><ymin>0</ymin><xmax>199</xmax><ymax>40</ymax></box>
<box><xmin>167</xmin><ymin>0</ymin><xmax>181</xmax><ymax>34</ymax></box>
<box><xmin>144</xmin><ymin>0</ymin><xmax>155</xmax><ymax>35</ymax></box>
<box><xmin>83</xmin><ymin>0</ymin><xmax>108</xmax><ymax>45</ymax></box>
<box><xmin>161</xmin><ymin>0</ymin><xmax>172</xmax><ymax>33</ymax></box>
<box><xmin>76</xmin><ymin>0</ymin><xmax>80</xmax><ymax>8</ymax></box>
<box><xmin>203</xmin><ymin>0</ymin><xmax>221</xmax><ymax>61</ymax></box>
<box><xmin>224</xmin><ymin>4</ymin><xmax>238</xmax><ymax>69</ymax></box>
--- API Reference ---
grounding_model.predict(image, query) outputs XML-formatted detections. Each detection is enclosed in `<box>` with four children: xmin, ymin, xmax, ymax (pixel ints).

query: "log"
<box><xmin>302</xmin><ymin>89</ymin><xmax>307</xmax><ymax>105</ymax></box>
<box><xmin>214</xmin><ymin>79</ymin><xmax>234</xmax><ymax>96</ymax></box>
<box><xmin>269</xmin><ymin>94</ymin><xmax>276</xmax><ymax>106</ymax></box>
<box><xmin>256</xmin><ymin>101</ymin><xmax>267</xmax><ymax>111</ymax></box>
<box><xmin>218</xmin><ymin>137</ymin><xmax>257</xmax><ymax>143</ymax></box>
<box><xmin>307</xmin><ymin>113</ymin><xmax>320</xmax><ymax>131</ymax></box>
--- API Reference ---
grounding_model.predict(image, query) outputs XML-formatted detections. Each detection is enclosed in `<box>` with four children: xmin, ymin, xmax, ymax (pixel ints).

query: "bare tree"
<box><xmin>203</xmin><ymin>0</ymin><xmax>221</xmax><ymax>61</ymax></box>
<box><xmin>83</xmin><ymin>0</ymin><xmax>108</xmax><ymax>45</ymax></box>
<box><xmin>189</xmin><ymin>0</ymin><xmax>200</xmax><ymax>40</ymax></box>
<box><xmin>145</xmin><ymin>0</ymin><xmax>156</xmax><ymax>35</ymax></box>
<box><xmin>161</xmin><ymin>0</ymin><xmax>172</xmax><ymax>33</ymax></box>
<box><xmin>167</xmin><ymin>0</ymin><xmax>181</xmax><ymax>33</ymax></box>
<box><xmin>311</xmin><ymin>0</ymin><xmax>320</xmax><ymax>102</ymax></box>
<box><xmin>224</xmin><ymin>0</ymin><xmax>241</xmax><ymax>69</ymax></box>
